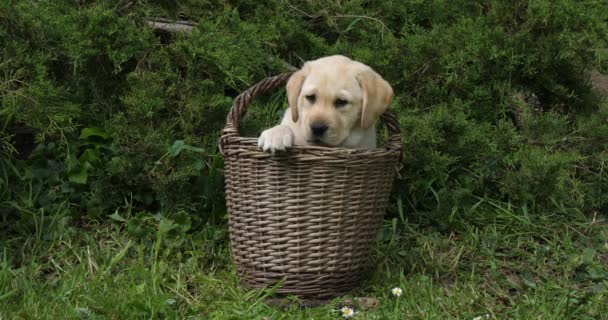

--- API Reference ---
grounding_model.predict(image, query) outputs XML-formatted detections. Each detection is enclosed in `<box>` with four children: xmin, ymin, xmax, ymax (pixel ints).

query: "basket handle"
<box><xmin>222</xmin><ymin>71</ymin><xmax>401</xmax><ymax>143</ymax></box>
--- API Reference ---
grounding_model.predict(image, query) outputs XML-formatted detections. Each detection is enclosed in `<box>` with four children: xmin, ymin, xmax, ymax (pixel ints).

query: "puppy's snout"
<box><xmin>310</xmin><ymin>122</ymin><xmax>328</xmax><ymax>137</ymax></box>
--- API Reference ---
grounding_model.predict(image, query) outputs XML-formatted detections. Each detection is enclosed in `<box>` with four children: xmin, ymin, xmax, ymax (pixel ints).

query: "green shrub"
<box><xmin>1</xmin><ymin>0</ymin><xmax>607</xmax><ymax>225</ymax></box>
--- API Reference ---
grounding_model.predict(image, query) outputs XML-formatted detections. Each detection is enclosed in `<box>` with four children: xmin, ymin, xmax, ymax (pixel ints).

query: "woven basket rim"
<box><xmin>221</xmin><ymin>126</ymin><xmax>401</xmax><ymax>159</ymax></box>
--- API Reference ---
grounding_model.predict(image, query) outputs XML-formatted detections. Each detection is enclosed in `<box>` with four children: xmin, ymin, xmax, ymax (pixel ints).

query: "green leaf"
<box><xmin>582</xmin><ymin>248</ymin><xmax>595</xmax><ymax>265</ymax></box>
<box><xmin>168</xmin><ymin>140</ymin><xmax>185</xmax><ymax>157</ymax></box>
<box><xmin>193</xmin><ymin>159</ymin><xmax>205</xmax><ymax>171</ymax></box>
<box><xmin>80</xmin><ymin>127</ymin><xmax>110</xmax><ymax>141</ymax></box>
<box><xmin>172</xmin><ymin>211</ymin><xmax>192</xmax><ymax>233</ymax></box>
<box><xmin>168</xmin><ymin>140</ymin><xmax>204</xmax><ymax>157</ymax></box>
<box><xmin>79</xmin><ymin>148</ymin><xmax>101</xmax><ymax>166</ymax></box>
<box><xmin>68</xmin><ymin>165</ymin><xmax>88</xmax><ymax>184</ymax></box>
<box><xmin>158</xmin><ymin>218</ymin><xmax>177</xmax><ymax>234</ymax></box>
<box><xmin>521</xmin><ymin>272</ymin><xmax>537</xmax><ymax>288</ymax></box>
<box><xmin>104</xmin><ymin>240</ymin><xmax>132</xmax><ymax>273</ymax></box>
<box><xmin>344</xmin><ymin>17</ymin><xmax>362</xmax><ymax>33</ymax></box>
<box><xmin>183</xmin><ymin>145</ymin><xmax>205</xmax><ymax>153</ymax></box>
<box><xmin>127</xmin><ymin>218</ymin><xmax>147</xmax><ymax>238</ymax></box>
<box><xmin>108</xmin><ymin>211</ymin><xmax>127</xmax><ymax>222</ymax></box>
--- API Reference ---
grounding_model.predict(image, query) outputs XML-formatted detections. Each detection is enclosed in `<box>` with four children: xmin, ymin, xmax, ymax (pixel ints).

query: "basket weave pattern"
<box><xmin>220</xmin><ymin>72</ymin><xmax>402</xmax><ymax>298</ymax></box>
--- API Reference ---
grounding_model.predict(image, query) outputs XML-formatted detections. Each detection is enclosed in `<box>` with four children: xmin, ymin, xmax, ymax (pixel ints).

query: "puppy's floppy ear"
<box><xmin>357</xmin><ymin>68</ymin><xmax>393</xmax><ymax>129</ymax></box>
<box><xmin>286</xmin><ymin>64</ymin><xmax>309</xmax><ymax>122</ymax></box>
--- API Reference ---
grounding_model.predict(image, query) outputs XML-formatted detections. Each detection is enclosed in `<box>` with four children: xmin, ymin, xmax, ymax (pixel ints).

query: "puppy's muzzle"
<box><xmin>310</xmin><ymin>122</ymin><xmax>328</xmax><ymax>138</ymax></box>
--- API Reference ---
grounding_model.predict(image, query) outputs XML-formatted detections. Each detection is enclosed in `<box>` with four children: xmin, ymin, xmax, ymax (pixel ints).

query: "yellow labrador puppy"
<box><xmin>258</xmin><ymin>55</ymin><xmax>393</xmax><ymax>153</ymax></box>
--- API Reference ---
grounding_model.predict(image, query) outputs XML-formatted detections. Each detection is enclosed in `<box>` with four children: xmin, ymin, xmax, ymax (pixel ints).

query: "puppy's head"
<box><xmin>286</xmin><ymin>55</ymin><xmax>393</xmax><ymax>147</ymax></box>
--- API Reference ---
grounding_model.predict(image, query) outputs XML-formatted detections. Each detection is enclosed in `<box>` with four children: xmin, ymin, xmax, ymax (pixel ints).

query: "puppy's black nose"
<box><xmin>310</xmin><ymin>122</ymin><xmax>328</xmax><ymax>137</ymax></box>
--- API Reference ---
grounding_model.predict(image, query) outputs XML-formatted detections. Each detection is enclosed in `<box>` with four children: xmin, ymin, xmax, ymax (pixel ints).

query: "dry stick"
<box><xmin>147</xmin><ymin>17</ymin><xmax>197</xmax><ymax>26</ymax></box>
<box><xmin>145</xmin><ymin>19</ymin><xmax>195</xmax><ymax>33</ymax></box>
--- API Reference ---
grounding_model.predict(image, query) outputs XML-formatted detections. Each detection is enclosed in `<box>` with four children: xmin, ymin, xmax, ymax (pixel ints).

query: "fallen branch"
<box><xmin>145</xmin><ymin>18</ymin><xmax>195</xmax><ymax>33</ymax></box>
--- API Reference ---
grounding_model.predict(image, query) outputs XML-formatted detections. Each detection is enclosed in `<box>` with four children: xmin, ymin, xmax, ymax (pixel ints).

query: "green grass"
<box><xmin>1</xmin><ymin>203</ymin><xmax>607</xmax><ymax>319</ymax></box>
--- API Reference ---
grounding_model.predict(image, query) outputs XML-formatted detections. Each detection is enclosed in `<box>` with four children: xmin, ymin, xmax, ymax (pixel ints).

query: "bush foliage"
<box><xmin>1</xmin><ymin>0</ymin><xmax>608</xmax><ymax>225</ymax></box>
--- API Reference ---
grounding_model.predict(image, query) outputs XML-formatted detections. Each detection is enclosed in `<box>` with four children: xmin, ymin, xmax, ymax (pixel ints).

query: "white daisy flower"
<box><xmin>391</xmin><ymin>287</ymin><xmax>403</xmax><ymax>297</ymax></box>
<box><xmin>341</xmin><ymin>306</ymin><xmax>355</xmax><ymax>318</ymax></box>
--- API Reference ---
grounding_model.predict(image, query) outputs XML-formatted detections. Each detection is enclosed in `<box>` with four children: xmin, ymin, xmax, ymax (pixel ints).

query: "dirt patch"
<box><xmin>341</xmin><ymin>297</ymin><xmax>380</xmax><ymax>310</ymax></box>
<box><xmin>591</xmin><ymin>70</ymin><xmax>608</xmax><ymax>94</ymax></box>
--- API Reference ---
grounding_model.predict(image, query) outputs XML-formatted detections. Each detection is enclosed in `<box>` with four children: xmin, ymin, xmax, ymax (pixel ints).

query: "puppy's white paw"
<box><xmin>258</xmin><ymin>125</ymin><xmax>295</xmax><ymax>153</ymax></box>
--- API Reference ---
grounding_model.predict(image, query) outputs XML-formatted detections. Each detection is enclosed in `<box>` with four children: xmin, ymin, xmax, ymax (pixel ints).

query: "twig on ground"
<box><xmin>145</xmin><ymin>18</ymin><xmax>196</xmax><ymax>33</ymax></box>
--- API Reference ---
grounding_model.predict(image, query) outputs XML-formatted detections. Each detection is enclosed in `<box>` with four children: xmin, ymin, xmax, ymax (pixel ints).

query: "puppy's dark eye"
<box><xmin>335</xmin><ymin>98</ymin><xmax>348</xmax><ymax>108</ymax></box>
<box><xmin>305</xmin><ymin>94</ymin><xmax>316</xmax><ymax>104</ymax></box>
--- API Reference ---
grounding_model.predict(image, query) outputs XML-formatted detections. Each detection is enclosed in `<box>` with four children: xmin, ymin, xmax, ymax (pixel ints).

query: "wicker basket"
<box><xmin>219</xmin><ymin>72</ymin><xmax>402</xmax><ymax>299</ymax></box>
